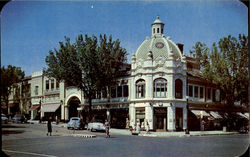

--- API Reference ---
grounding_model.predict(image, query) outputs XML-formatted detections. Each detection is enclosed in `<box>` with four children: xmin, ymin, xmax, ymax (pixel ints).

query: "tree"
<box><xmin>190</xmin><ymin>34</ymin><xmax>248</xmax><ymax>107</ymax></box>
<box><xmin>1</xmin><ymin>65</ymin><xmax>25</xmax><ymax>115</ymax></box>
<box><xmin>45</xmin><ymin>34</ymin><xmax>127</xmax><ymax>122</ymax></box>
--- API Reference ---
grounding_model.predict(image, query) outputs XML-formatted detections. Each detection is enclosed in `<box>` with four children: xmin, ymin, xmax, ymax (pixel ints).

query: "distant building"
<box><xmin>8</xmin><ymin>16</ymin><xmax>248</xmax><ymax>131</ymax></box>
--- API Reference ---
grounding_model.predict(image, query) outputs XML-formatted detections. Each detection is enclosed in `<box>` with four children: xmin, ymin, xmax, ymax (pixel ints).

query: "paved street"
<box><xmin>2</xmin><ymin>123</ymin><xmax>249</xmax><ymax>157</ymax></box>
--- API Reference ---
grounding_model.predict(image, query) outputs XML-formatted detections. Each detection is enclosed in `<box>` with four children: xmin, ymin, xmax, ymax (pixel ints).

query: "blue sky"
<box><xmin>1</xmin><ymin>0</ymin><xmax>248</xmax><ymax>76</ymax></box>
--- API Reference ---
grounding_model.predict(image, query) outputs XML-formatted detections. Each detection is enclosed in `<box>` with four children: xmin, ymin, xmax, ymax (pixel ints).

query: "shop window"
<box><xmin>194</xmin><ymin>86</ymin><xmax>199</xmax><ymax>98</ymax></box>
<box><xmin>136</xmin><ymin>79</ymin><xmax>145</xmax><ymax>98</ymax></box>
<box><xmin>175</xmin><ymin>79</ymin><xmax>183</xmax><ymax>99</ymax></box>
<box><xmin>154</xmin><ymin>78</ymin><xmax>167</xmax><ymax>98</ymax></box>
<box><xmin>200</xmin><ymin>87</ymin><xmax>204</xmax><ymax>98</ymax></box>
<box><xmin>46</xmin><ymin>80</ymin><xmax>49</xmax><ymax>90</ymax></box>
<box><xmin>123</xmin><ymin>85</ymin><xmax>128</xmax><ymax>97</ymax></box>
<box><xmin>111</xmin><ymin>86</ymin><xmax>117</xmax><ymax>98</ymax></box>
<box><xmin>117</xmin><ymin>86</ymin><xmax>122</xmax><ymax>97</ymax></box>
<box><xmin>188</xmin><ymin>85</ymin><xmax>193</xmax><ymax>97</ymax></box>
<box><xmin>51</xmin><ymin>79</ymin><xmax>54</xmax><ymax>90</ymax></box>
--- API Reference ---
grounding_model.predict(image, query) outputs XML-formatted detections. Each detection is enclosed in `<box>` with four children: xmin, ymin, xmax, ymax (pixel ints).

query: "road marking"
<box><xmin>3</xmin><ymin>149</ymin><xmax>57</xmax><ymax>157</ymax></box>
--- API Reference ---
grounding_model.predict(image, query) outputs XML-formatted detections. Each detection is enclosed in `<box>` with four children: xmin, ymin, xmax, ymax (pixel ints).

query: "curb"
<box><xmin>62</xmin><ymin>134</ymin><xmax>96</xmax><ymax>138</ymax></box>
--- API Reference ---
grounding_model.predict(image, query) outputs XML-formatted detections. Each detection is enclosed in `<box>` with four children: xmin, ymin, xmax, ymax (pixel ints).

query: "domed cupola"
<box><xmin>151</xmin><ymin>16</ymin><xmax>165</xmax><ymax>38</ymax></box>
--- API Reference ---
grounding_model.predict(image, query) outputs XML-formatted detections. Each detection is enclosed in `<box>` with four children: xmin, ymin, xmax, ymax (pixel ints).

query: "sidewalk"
<box><xmin>33</xmin><ymin>122</ymin><xmax>240</xmax><ymax>138</ymax></box>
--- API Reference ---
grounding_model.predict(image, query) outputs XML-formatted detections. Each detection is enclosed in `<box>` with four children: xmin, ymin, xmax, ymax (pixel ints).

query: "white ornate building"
<box><xmin>21</xmin><ymin>16</ymin><xmax>248</xmax><ymax>131</ymax></box>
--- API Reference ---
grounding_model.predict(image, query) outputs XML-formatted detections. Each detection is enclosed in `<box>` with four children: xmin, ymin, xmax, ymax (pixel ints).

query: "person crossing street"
<box><xmin>104</xmin><ymin>120</ymin><xmax>110</xmax><ymax>138</ymax></box>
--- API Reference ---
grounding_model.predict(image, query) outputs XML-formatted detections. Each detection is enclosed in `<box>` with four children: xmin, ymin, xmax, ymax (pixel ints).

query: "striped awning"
<box><xmin>41</xmin><ymin>104</ymin><xmax>60</xmax><ymax>113</ymax></box>
<box><xmin>237</xmin><ymin>112</ymin><xmax>248</xmax><ymax>119</ymax></box>
<box><xmin>28</xmin><ymin>105</ymin><xmax>40</xmax><ymax>111</ymax></box>
<box><xmin>210</xmin><ymin>111</ymin><xmax>223</xmax><ymax>119</ymax></box>
<box><xmin>191</xmin><ymin>110</ymin><xmax>210</xmax><ymax>117</ymax></box>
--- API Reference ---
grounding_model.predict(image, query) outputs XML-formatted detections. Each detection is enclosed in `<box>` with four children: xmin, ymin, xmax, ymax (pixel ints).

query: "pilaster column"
<box><xmin>65</xmin><ymin>106</ymin><xmax>69</xmax><ymax>121</ymax></box>
<box><xmin>183</xmin><ymin>106</ymin><xmax>187</xmax><ymax>130</ymax></box>
<box><xmin>129</xmin><ymin>103</ymin><xmax>136</xmax><ymax>128</ymax></box>
<box><xmin>145</xmin><ymin>105</ymin><xmax>154</xmax><ymax>130</ymax></box>
<box><xmin>167</xmin><ymin>106</ymin><xmax>175</xmax><ymax>131</ymax></box>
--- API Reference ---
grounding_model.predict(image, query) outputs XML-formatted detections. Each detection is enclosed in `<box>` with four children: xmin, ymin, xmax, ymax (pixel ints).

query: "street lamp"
<box><xmin>106</xmin><ymin>109</ymin><xmax>110</xmax><ymax>122</ymax></box>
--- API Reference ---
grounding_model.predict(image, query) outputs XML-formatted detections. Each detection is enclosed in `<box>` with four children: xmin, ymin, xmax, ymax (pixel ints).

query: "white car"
<box><xmin>1</xmin><ymin>114</ymin><xmax>8</xmax><ymax>124</ymax></box>
<box><xmin>87</xmin><ymin>120</ymin><xmax>105</xmax><ymax>132</ymax></box>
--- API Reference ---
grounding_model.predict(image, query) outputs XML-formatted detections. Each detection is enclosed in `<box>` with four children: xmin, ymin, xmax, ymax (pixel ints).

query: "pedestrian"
<box><xmin>145</xmin><ymin>121</ymin><xmax>150</xmax><ymax>134</ymax></box>
<box><xmin>104</xmin><ymin>120</ymin><xmax>110</xmax><ymax>138</ymax></box>
<box><xmin>47</xmin><ymin>117</ymin><xmax>52</xmax><ymax>136</ymax></box>
<box><xmin>136</xmin><ymin>120</ymin><xmax>141</xmax><ymax>133</ymax></box>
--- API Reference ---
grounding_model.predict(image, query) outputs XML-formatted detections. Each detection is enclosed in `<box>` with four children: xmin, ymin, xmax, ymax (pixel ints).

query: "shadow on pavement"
<box><xmin>1</xmin><ymin>124</ymin><xmax>26</xmax><ymax>128</ymax></box>
<box><xmin>2</xmin><ymin>130</ymin><xmax>25</xmax><ymax>135</ymax></box>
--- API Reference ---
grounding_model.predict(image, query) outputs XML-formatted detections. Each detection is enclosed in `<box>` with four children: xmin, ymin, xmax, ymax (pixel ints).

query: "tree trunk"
<box><xmin>88</xmin><ymin>97</ymin><xmax>92</xmax><ymax>122</ymax></box>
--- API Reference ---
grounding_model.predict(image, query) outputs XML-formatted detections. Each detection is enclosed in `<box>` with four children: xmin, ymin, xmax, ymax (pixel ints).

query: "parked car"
<box><xmin>12</xmin><ymin>114</ymin><xmax>25</xmax><ymax>123</ymax></box>
<box><xmin>1</xmin><ymin>114</ymin><xmax>8</xmax><ymax>124</ymax></box>
<box><xmin>87</xmin><ymin>119</ymin><xmax>105</xmax><ymax>132</ymax></box>
<box><xmin>67</xmin><ymin>117</ymin><xmax>85</xmax><ymax>130</ymax></box>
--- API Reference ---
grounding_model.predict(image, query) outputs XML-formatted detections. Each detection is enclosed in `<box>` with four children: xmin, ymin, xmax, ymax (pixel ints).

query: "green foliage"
<box><xmin>190</xmin><ymin>34</ymin><xmax>248</xmax><ymax>106</ymax></box>
<box><xmin>1</xmin><ymin>65</ymin><xmax>25</xmax><ymax>113</ymax></box>
<box><xmin>45</xmin><ymin>34</ymin><xmax>127</xmax><ymax>120</ymax></box>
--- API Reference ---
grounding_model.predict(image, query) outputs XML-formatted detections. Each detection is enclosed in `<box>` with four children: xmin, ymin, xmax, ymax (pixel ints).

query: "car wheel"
<box><xmin>90</xmin><ymin>128</ymin><xmax>93</xmax><ymax>132</ymax></box>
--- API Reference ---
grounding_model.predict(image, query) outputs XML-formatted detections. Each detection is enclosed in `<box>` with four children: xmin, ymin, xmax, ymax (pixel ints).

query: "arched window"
<box><xmin>136</xmin><ymin>79</ymin><xmax>145</xmax><ymax>98</ymax></box>
<box><xmin>175</xmin><ymin>79</ymin><xmax>183</xmax><ymax>99</ymax></box>
<box><xmin>157</xmin><ymin>28</ymin><xmax>159</xmax><ymax>33</ymax></box>
<box><xmin>154</xmin><ymin>78</ymin><xmax>167</xmax><ymax>98</ymax></box>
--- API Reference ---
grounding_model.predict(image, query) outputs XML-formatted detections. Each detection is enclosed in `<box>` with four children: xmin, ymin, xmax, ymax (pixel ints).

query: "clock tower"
<box><xmin>151</xmin><ymin>16</ymin><xmax>165</xmax><ymax>38</ymax></box>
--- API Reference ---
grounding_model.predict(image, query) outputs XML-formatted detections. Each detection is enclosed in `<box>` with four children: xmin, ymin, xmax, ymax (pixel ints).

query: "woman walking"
<box><xmin>104</xmin><ymin>120</ymin><xmax>110</xmax><ymax>138</ymax></box>
<box><xmin>47</xmin><ymin>117</ymin><xmax>52</xmax><ymax>136</ymax></box>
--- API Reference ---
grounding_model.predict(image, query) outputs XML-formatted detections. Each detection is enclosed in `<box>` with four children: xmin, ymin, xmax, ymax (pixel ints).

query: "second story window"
<box><xmin>154</xmin><ymin>78</ymin><xmax>167</xmax><ymax>98</ymax></box>
<box><xmin>51</xmin><ymin>79</ymin><xmax>54</xmax><ymax>90</ymax></box>
<box><xmin>111</xmin><ymin>86</ymin><xmax>117</xmax><ymax>98</ymax></box>
<box><xmin>117</xmin><ymin>86</ymin><xmax>123</xmax><ymax>97</ymax></box>
<box><xmin>123</xmin><ymin>85</ymin><xmax>129</xmax><ymax>97</ymax></box>
<box><xmin>175</xmin><ymin>79</ymin><xmax>183</xmax><ymax>99</ymax></box>
<box><xmin>56</xmin><ymin>80</ymin><xmax>59</xmax><ymax>89</ymax></box>
<box><xmin>35</xmin><ymin>86</ymin><xmax>39</xmax><ymax>95</ymax></box>
<box><xmin>207</xmin><ymin>88</ymin><xmax>211</xmax><ymax>100</ymax></box>
<box><xmin>200</xmin><ymin>87</ymin><xmax>204</xmax><ymax>98</ymax></box>
<box><xmin>136</xmin><ymin>79</ymin><xmax>145</xmax><ymax>98</ymax></box>
<box><xmin>188</xmin><ymin>85</ymin><xmax>193</xmax><ymax>97</ymax></box>
<box><xmin>194</xmin><ymin>86</ymin><xmax>199</xmax><ymax>98</ymax></box>
<box><xmin>46</xmin><ymin>80</ymin><xmax>49</xmax><ymax>90</ymax></box>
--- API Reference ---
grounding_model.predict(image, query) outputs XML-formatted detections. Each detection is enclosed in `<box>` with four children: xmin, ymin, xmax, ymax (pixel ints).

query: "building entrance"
<box><xmin>154</xmin><ymin>107</ymin><xmax>167</xmax><ymax>131</ymax></box>
<box><xmin>68</xmin><ymin>97</ymin><xmax>80</xmax><ymax>119</ymax></box>
<box><xmin>175</xmin><ymin>107</ymin><xmax>183</xmax><ymax>131</ymax></box>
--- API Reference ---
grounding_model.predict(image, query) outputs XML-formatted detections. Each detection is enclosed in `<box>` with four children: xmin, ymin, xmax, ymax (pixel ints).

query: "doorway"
<box><xmin>154</xmin><ymin>107</ymin><xmax>167</xmax><ymax>131</ymax></box>
<box><xmin>175</xmin><ymin>107</ymin><xmax>183</xmax><ymax>131</ymax></box>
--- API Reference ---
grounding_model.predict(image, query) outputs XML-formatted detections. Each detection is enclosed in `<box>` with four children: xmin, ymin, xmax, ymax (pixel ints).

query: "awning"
<box><xmin>210</xmin><ymin>111</ymin><xmax>223</xmax><ymax>119</ymax></box>
<box><xmin>41</xmin><ymin>104</ymin><xmax>60</xmax><ymax>113</ymax></box>
<box><xmin>28</xmin><ymin>105</ymin><xmax>40</xmax><ymax>111</ymax></box>
<box><xmin>244</xmin><ymin>113</ymin><xmax>249</xmax><ymax>119</ymax></box>
<box><xmin>237</xmin><ymin>112</ymin><xmax>248</xmax><ymax>119</ymax></box>
<box><xmin>191</xmin><ymin>110</ymin><xmax>210</xmax><ymax>117</ymax></box>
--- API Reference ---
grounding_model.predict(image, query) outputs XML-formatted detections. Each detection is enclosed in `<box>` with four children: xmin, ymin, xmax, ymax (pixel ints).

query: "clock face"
<box><xmin>155</xmin><ymin>42</ymin><xmax>164</xmax><ymax>49</ymax></box>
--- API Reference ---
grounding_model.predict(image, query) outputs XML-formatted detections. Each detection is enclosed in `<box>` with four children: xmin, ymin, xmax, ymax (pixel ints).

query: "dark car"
<box><xmin>12</xmin><ymin>114</ymin><xmax>25</xmax><ymax>123</ymax></box>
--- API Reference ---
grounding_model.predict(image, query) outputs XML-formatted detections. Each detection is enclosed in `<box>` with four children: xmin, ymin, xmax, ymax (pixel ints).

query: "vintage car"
<box><xmin>87</xmin><ymin>119</ymin><xmax>105</xmax><ymax>132</ymax></box>
<box><xmin>1</xmin><ymin>114</ymin><xmax>8</xmax><ymax>124</ymax></box>
<box><xmin>67</xmin><ymin>117</ymin><xmax>85</xmax><ymax>130</ymax></box>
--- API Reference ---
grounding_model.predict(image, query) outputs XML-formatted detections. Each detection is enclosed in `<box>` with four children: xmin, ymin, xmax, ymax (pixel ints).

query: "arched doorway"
<box><xmin>68</xmin><ymin>96</ymin><xmax>80</xmax><ymax>119</ymax></box>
